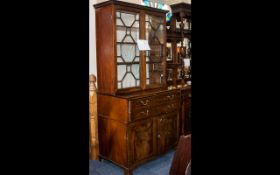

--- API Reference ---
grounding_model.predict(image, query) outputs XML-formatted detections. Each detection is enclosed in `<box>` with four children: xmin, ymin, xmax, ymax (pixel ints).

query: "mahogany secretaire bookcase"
<box><xmin>94</xmin><ymin>1</ymin><xmax>180</xmax><ymax>174</ymax></box>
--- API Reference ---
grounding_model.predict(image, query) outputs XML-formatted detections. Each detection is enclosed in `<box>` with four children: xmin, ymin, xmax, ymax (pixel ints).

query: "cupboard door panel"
<box><xmin>158</xmin><ymin>112</ymin><xmax>179</xmax><ymax>153</ymax></box>
<box><xmin>128</xmin><ymin>118</ymin><xmax>156</xmax><ymax>164</ymax></box>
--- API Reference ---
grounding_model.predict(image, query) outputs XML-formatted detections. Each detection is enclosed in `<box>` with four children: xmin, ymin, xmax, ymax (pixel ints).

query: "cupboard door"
<box><xmin>128</xmin><ymin>118</ymin><xmax>156</xmax><ymax>164</ymax></box>
<box><xmin>116</xmin><ymin>10</ymin><xmax>141</xmax><ymax>89</ymax></box>
<box><xmin>145</xmin><ymin>14</ymin><xmax>166</xmax><ymax>88</ymax></box>
<box><xmin>157</xmin><ymin>112</ymin><xmax>179</xmax><ymax>153</ymax></box>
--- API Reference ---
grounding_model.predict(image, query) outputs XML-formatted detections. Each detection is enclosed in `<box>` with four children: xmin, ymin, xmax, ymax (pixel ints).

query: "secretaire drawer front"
<box><xmin>131</xmin><ymin>97</ymin><xmax>153</xmax><ymax>109</ymax></box>
<box><xmin>131</xmin><ymin>107</ymin><xmax>159</xmax><ymax>121</ymax></box>
<box><xmin>153</xmin><ymin>91</ymin><xmax>180</xmax><ymax>104</ymax></box>
<box><xmin>159</xmin><ymin>101</ymin><xmax>180</xmax><ymax>114</ymax></box>
<box><xmin>129</xmin><ymin>90</ymin><xmax>180</xmax><ymax>121</ymax></box>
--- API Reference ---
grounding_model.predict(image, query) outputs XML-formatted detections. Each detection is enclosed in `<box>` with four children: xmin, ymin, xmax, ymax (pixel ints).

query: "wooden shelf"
<box><xmin>166</xmin><ymin>2</ymin><xmax>191</xmax><ymax>89</ymax></box>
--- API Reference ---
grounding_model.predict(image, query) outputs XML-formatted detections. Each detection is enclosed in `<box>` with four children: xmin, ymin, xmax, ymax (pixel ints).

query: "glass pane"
<box><xmin>145</xmin><ymin>14</ymin><xmax>165</xmax><ymax>87</ymax></box>
<box><xmin>123</xmin><ymin>36</ymin><xmax>134</xmax><ymax>43</ymax></box>
<box><xmin>122</xmin><ymin>13</ymin><xmax>135</xmax><ymax>27</ymax></box>
<box><xmin>123</xmin><ymin>73</ymin><xmax>136</xmax><ymax>88</ymax></box>
<box><xmin>146</xmin><ymin>64</ymin><xmax>162</xmax><ymax>85</ymax></box>
<box><xmin>176</xmin><ymin>21</ymin><xmax>180</xmax><ymax>29</ymax></box>
<box><xmin>117</xmin><ymin>65</ymin><xmax>126</xmax><ymax>81</ymax></box>
<box><xmin>146</xmin><ymin>15</ymin><xmax>162</xmax><ymax>30</ymax></box>
<box><xmin>117</xmin><ymin>44</ymin><xmax>121</xmax><ymax>56</ymax></box>
<box><xmin>146</xmin><ymin>23</ymin><xmax>155</xmax><ymax>41</ymax></box>
<box><xmin>117</xmin><ymin>57</ymin><xmax>123</xmax><ymax>63</ymax></box>
<box><xmin>131</xmin><ymin>64</ymin><xmax>140</xmax><ymax>79</ymax></box>
<box><xmin>116</xmin><ymin>12</ymin><xmax>120</xmax><ymax>18</ymax></box>
<box><xmin>117</xmin><ymin>26</ymin><xmax>126</xmax><ymax>42</ymax></box>
<box><xmin>150</xmin><ymin>45</ymin><xmax>162</xmax><ymax>57</ymax></box>
<box><xmin>118</xmin><ymin>82</ymin><xmax>122</xmax><ymax>88</ymax></box>
<box><xmin>117</xmin><ymin>19</ymin><xmax>124</xmax><ymax>26</ymax></box>
<box><xmin>131</xmin><ymin>27</ymin><xmax>139</xmax><ymax>42</ymax></box>
<box><xmin>184</xmin><ymin>19</ymin><xmax>188</xmax><ymax>30</ymax></box>
<box><xmin>136</xmin><ymin>47</ymin><xmax>139</xmax><ymax>56</ymax></box>
<box><xmin>156</xmin><ymin>24</ymin><xmax>165</xmax><ymax>44</ymax></box>
<box><xmin>145</xmin><ymin>15</ymin><xmax>149</xmax><ymax>22</ymax></box>
<box><xmin>146</xmin><ymin>51</ymin><xmax>150</xmax><ymax>56</ymax></box>
<box><xmin>127</xmin><ymin>65</ymin><xmax>131</xmax><ymax>72</ymax></box>
<box><xmin>116</xmin><ymin>11</ymin><xmax>140</xmax><ymax>90</ymax></box>
<box><xmin>122</xmin><ymin>44</ymin><xmax>135</xmax><ymax>62</ymax></box>
<box><xmin>132</xmin><ymin>21</ymin><xmax>139</xmax><ymax>28</ymax></box>
<box><xmin>146</xmin><ymin>64</ymin><xmax>150</xmax><ymax>79</ymax></box>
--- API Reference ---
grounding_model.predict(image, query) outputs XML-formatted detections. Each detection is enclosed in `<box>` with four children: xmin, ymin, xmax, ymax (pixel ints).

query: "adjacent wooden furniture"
<box><xmin>169</xmin><ymin>134</ymin><xmax>191</xmax><ymax>175</ymax></box>
<box><xmin>94</xmin><ymin>1</ymin><xmax>180</xmax><ymax>174</ymax></box>
<box><xmin>166</xmin><ymin>2</ymin><xmax>192</xmax><ymax>135</ymax></box>
<box><xmin>166</xmin><ymin>2</ymin><xmax>191</xmax><ymax>88</ymax></box>
<box><xmin>89</xmin><ymin>74</ymin><xmax>99</xmax><ymax>160</ymax></box>
<box><xmin>181</xmin><ymin>86</ymin><xmax>191</xmax><ymax>134</ymax></box>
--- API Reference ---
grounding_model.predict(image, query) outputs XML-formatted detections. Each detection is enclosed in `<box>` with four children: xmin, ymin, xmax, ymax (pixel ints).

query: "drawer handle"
<box><xmin>140</xmin><ymin>99</ymin><xmax>150</xmax><ymax>106</ymax></box>
<box><xmin>140</xmin><ymin>109</ymin><xmax>149</xmax><ymax>116</ymax></box>
<box><xmin>167</xmin><ymin>95</ymin><xmax>174</xmax><ymax>100</ymax></box>
<box><xmin>157</xmin><ymin>134</ymin><xmax>161</xmax><ymax>138</ymax></box>
<box><xmin>167</xmin><ymin>104</ymin><xmax>175</xmax><ymax>109</ymax></box>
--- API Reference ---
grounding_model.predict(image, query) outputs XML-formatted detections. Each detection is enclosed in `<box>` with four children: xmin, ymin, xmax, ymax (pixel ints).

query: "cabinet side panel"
<box><xmin>96</xmin><ymin>5</ymin><xmax>116</xmax><ymax>94</ymax></box>
<box><xmin>97</xmin><ymin>94</ymin><xmax>129</xmax><ymax>123</ymax></box>
<box><xmin>98</xmin><ymin>118</ymin><xmax>128</xmax><ymax>167</ymax></box>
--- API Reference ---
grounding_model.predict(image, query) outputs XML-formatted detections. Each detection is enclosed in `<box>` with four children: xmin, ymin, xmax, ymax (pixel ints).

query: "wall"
<box><xmin>89</xmin><ymin>0</ymin><xmax>97</xmax><ymax>75</ymax></box>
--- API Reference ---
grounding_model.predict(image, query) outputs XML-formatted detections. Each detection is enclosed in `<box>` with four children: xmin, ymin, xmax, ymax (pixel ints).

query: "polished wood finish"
<box><xmin>166</xmin><ymin>2</ymin><xmax>191</xmax><ymax>88</ymax></box>
<box><xmin>94</xmin><ymin>1</ymin><xmax>179</xmax><ymax>174</ymax></box>
<box><xmin>169</xmin><ymin>134</ymin><xmax>191</xmax><ymax>175</ymax></box>
<box><xmin>166</xmin><ymin>3</ymin><xmax>192</xmax><ymax>135</ymax></box>
<box><xmin>89</xmin><ymin>75</ymin><xmax>99</xmax><ymax>160</ymax></box>
<box><xmin>97</xmin><ymin>90</ymin><xmax>180</xmax><ymax>175</ymax></box>
<box><xmin>181</xmin><ymin>87</ymin><xmax>191</xmax><ymax>134</ymax></box>
<box><xmin>95</xmin><ymin>4</ymin><xmax>117</xmax><ymax>94</ymax></box>
<box><xmin>95</xmin><ymin>0</ymin><xmax>168</xmax><ymax>95</ymax></box>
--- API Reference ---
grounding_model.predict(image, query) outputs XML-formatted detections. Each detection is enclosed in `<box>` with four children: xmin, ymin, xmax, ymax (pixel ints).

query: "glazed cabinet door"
<box><xmin>128</xmin><ymin>118</ymin><xmax>156</xmax><ymax>165</ymax></box>
<box><xmin>116</xmin><ymin>10</ymin><xmax>141</xmax><ymax>90</ymax></box>
<box><xmin>145</xmin><ymin>13</ymin><xmax>166</xmax><ymax>88</ymax></box>
<box><xmin>157</xmin><ymin>112</ymin><xmax>179</xmax><ymax>154</ymax></box>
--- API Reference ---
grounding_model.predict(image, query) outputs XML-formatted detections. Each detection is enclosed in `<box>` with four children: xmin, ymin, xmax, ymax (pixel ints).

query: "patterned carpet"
<box><xmin>89</xmin><ymin>150</ymin><xmax>175</xmax><ymax>175</ymax></box>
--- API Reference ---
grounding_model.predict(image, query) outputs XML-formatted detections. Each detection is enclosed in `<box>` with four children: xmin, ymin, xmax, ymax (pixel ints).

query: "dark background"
<box><xmin>1</xmin><ymin>0</ymin><xmax>279</xmax><ymax>174</ymax></box>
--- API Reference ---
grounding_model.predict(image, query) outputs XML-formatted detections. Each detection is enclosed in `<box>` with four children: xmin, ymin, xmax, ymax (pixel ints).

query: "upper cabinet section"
<box><xmin>94</xmin><ymin>0</ymin><xmax>168</xmax><ymax>95</ymax></box>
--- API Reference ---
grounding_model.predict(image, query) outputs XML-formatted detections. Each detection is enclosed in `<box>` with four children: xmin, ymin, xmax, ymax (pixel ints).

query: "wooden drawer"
<box><xmin>129</xmin><ymin>90</ymin><xmax>180</xmax><ymax>121</ymax></box>
<box><xmin>160</xmin><ymin>102</ymin><xmax>180</xmax><ymax>114</ymax></box>
<box><xmin>130</xmin><ymin>101</ymin><xmax>179</xmax><ymax>121</ymax></box>
<box><xmin>153</xmin><ymin>92</ymin><xmax>180</xmax><ymax>105</ymax></box>
<box><xmin>131</xmin><ymin>107</ymin><xmax>158</xmax><ymax>121</ymax></box>
<box><xmin>130</xmin><ymin>97</ymin><xmax>153</xmax><ymax>109</ymax></box>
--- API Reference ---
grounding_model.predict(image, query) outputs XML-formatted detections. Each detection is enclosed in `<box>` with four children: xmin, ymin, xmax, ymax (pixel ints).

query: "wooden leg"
<box><xmin>124</xmin><ymin>168</ymin><xmax>132</xmax><ymax>175</ymax></box>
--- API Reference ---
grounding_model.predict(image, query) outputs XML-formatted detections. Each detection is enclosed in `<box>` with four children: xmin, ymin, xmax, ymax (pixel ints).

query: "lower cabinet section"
<box><xmin>157</xmin><ymin>112</ymin><xmax>179</xmax><ymax>154</ymax></box>
<box><xmin>97</xmin><ymin>90</ymin><xmax>180</xmax><ymax>175</ymax></box>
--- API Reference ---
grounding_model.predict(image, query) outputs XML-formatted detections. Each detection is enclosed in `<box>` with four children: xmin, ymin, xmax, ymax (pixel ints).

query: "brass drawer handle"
<box><xmin>166</xmin><ymin>94</ymin><xmax>174</xmax><ymax>100</ymax></box>
<box><xmin>140</xmin><ymin>99</ymin><xmax>150</xmax><ymax>106</ymax></box>
<box><xmin>167</xmin><ymin>104</ymin><xmax>175</xmax><ymax>109</ymax></box>
<box><xmin>140</xmin><ymin>109</ymin><xmax>149</xmax><ymax>116</ymax></box>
